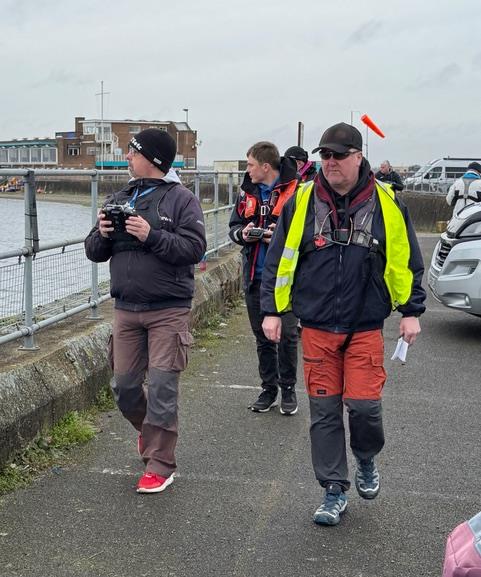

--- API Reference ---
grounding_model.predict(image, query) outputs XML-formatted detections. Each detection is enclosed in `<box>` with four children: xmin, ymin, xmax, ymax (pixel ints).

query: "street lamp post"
<box><xmin>350</xmin><ymin>110</ymin><xmax>368</xmax><ymax>159</ymax></box>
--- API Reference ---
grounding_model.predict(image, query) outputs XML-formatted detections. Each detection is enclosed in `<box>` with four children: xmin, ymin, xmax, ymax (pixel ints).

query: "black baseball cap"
<box><xmin>312</xmin><ymin>122</ymin><xmax>363</xmax><ymax>154</ymax></box>
<box><xmin>284</xmin><ymin>146</ymin><xmax>308</xmax><ymax>163</ymax></box>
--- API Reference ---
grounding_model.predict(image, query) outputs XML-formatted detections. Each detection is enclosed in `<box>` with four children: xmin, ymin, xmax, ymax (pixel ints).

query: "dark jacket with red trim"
<box><xmin>228</xmin><ymin>157</ymin><xmax>299</xmax><ymax>291</ymax></box>
<box><xmin>85</xmin><ymin>177</ymin><xmax>206</xmax><ymax>311</ymax></box>
<box><xmin>260</xmin><ymin>160</ymin><xmax>426</xmax><ymax>333</ymax></box>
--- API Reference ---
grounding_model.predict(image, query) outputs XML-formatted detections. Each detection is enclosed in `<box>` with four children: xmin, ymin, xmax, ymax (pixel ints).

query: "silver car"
<box><xmin>429</xmin><ymin>203</ymin><xmax>481</xmax><ymax>316</ymax></box>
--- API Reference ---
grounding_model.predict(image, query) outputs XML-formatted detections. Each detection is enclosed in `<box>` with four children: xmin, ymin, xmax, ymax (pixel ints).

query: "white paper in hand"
<box><xmin>390</xmin><ymin>337</ymin><xmax>409</xmax><ymax>364</ymax></box>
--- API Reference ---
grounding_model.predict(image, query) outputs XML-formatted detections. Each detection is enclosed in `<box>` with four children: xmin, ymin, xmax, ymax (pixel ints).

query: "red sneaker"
<box><xmin>136</xmin><ymin>472</ymin><xmax>174</xmax><ymax>494</ymax></box>
<box><xmin>137</xmin><ymin>434</ymin><xmax>143</xmax><ymax>457</ymax></box>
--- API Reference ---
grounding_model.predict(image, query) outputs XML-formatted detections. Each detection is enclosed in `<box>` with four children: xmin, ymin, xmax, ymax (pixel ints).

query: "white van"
<box><xmin>429</xmin><ymin>202</ymin><xmax>481</xmax><ymax>316</ymax></box>
<box><xmin>404</xmin><ymin>157</ymin><xmax>481</xmax><ymax>194</ymax></box>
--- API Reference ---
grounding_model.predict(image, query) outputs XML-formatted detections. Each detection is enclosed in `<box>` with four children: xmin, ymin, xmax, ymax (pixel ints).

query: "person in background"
<box><xmin>85</xmin><ymin>128</ymin><xmax>206</xmax><ymax>494</ymax></box>
<box><xmin>285</xmin><ymin>145</ymin><xmax>317</xmax><ymax>182</ymax></box>
<box><xmin>261</xmin><ymin>122</ymin><xmax>426</xmax><ymax>526</ymax></box>
<box><xmin>446</xmin><ymin>161</ymin><xmax>481</xmax><ymax>217</ymax></box>
<box><xmin>375</xmin><ymin>160</ymin><xmax>404</xmax><ymax>191</ymax></box>
<box><xmin>229</xmin><ymin>142</ymin><xmax>300</xmax><ymax>415</ymax></box>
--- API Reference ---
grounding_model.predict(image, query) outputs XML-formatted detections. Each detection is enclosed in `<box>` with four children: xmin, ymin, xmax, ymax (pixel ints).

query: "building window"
<box><xmin>9</xmin><ymin>149</ymin><xmax>18</xmax><ymax>163</ymax></box>
<box><xmin>185</xmin><ymin>157</ymin><xmax>196</xmax><ymax>169</ymax></box>
<box><xmin>68</xmin><ymin>146</ymin><xmax>80</xmax><ymax>156</ymax></box>
<box><xmin>0</xmin><ymin>149</ymin><xmax>7</xmax><ymax>162</ymax></box>
<box><xmin>30</xmin><ymin>148</ymin><xmax>41</xmax><ymax>162</ymax></box>
<box><xmin>83</xmin><ymin>123</ymin><xmax>96</xmax><ymax>134</ymax></box>
<box><xmin>42</xmin><ymin>147</ymin><xmax>57</xmax><ymax>163</ymax></box>
<box><xmin>149</xmin><ymin>126</ymin><xmax>167</xmax><ymax>131</ymax></box>
<box><xmin>129</xmin><ymin>125</ymin><xmax>141</xmax><ymax>134</ymax></box>
<box><xmin>86</xmin><ymin>147</ymin><xmax>99</xmax><ymax>156</ymax></box>
<box><xmin>19</xmin><ymin>147</ymin><xmax>29</xmax><ymax>162</ymax></box>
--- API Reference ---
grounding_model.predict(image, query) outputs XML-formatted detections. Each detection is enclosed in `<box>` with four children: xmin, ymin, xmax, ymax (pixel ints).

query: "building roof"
<box><xmin>78</xmin><ymin>118</ymin><xmax>170</xmax><ymax>125</ymax></box>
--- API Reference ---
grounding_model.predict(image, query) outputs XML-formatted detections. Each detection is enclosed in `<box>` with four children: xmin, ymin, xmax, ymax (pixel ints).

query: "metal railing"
<box><xmin>403</xmin><ymin>180</ymin><xmax>450</xmax><ymax>195</ymax></box>
<box><xmin>0</xmin><ymin>168</ymin><xmax>243</xmax><ymax>349</ymax></box>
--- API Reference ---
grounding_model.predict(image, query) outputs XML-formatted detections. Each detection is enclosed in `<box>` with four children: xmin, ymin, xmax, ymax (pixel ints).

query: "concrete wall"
<box><xmin>0</xmin><ymin>250</ymin><xmax>243</xmax><ymax>468</ymax></box>
<box><xmin>399</xmin><ymin>190</ymin><xmax>452</xmax><ymax>231</ymax></box>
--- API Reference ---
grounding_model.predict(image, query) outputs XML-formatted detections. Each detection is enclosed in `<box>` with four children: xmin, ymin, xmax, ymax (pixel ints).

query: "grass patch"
<box><xmin>192</xmin><ymin>296</ymin><xmax>243</xmax><ymax>348</ymax></box>
<box><xmin>0</xmin><ymin>386</ymin><xmax>114</xmax><ymax>496</ymax></box>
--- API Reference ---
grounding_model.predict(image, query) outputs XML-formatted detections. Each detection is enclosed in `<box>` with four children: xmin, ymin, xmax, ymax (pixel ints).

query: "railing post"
<box><xmin>228</xmin><ymin>172</ymin><xmax>234</xmax><ymax>206</ymax></box>
<box><xmin>19</xmin><ymin>171</ymin><xmax>39</xmax><ymax>350</ymax></box>
<box><xmin>194</xmin><ymin>172</ymin><xmax>200</xmax><ymax>199</ymax></box>
<box><xmin>213</xmin><ymin>172</ymin><xmax>219</xmax><ymax>255</ymax></box>
<box><xmin>86</xmin><ymin>172</ymin><xmax>102</xmax><ymax>320</ymax></box>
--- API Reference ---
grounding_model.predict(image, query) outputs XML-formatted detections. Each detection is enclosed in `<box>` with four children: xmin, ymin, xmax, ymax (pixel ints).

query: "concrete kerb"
<box><xmin>0</xmin><ymin>249</ymin><xmax>243</xmax><ymax>468</ymax></box>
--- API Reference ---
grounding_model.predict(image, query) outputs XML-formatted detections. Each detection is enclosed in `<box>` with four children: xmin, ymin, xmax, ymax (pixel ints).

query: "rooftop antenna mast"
<box><xmin>96</xmin><ymin>81</ymin><xmax>110</xmax><ymax>170</ymax></box>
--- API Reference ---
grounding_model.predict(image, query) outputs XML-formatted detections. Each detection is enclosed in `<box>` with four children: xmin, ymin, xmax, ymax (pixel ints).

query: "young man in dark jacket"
<box><xmin>85</xmin><ymin>129</ymin><xmax>206</xmax><ymax>494</ymax></box>
<box><xmin>228</xmin><ymin>142</ymin><xmax>300</xmax><ymax>415</ymax></box>
<box><xmin>261</xmin><ymin>123</ymin><xmax>426</xmax><ymax>526</ymax></box>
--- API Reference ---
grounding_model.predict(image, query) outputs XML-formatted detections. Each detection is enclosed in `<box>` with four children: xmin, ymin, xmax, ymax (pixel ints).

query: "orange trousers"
<box><xmin>302</xmin><ymin>328</ymin><xmax>386</xmax><ymax>400</ymax></box>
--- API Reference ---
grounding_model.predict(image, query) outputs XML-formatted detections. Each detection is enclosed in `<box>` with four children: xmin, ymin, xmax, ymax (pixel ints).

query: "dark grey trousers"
<box><xmin>309</xmin><ymin>395</ymin><xmax>385</xmax><ymax>490</ymax></box>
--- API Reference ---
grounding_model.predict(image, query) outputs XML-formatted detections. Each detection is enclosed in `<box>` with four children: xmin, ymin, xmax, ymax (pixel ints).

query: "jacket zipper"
<box><xmin>333</xmin><ymin>245</ymin><xmax>343</xmax><ymax>329</ymax></box>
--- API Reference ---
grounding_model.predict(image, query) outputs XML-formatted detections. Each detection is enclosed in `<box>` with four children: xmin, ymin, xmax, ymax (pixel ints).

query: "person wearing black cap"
<box><xmin>446</xmin><ymin>161</ymin><xmax>481</xmax><ymax>217</ymax></box>
<box><xmin>85</xmin><ymin>128</ymin><xmax>206</xmax><ymax>494</ymax></box>
<box><xmin>260</xmin><ymin>122</ymin><xmax>426</xmax><ymax>526</ymax></box>
<box><xmin>284</xmin><ymin>145</ymin><xmax>317</xmax><ymax>182</ymax></box>
<box><xmin>229</xmin><ymin>141</ymin><xmax>300</xmax><ymax>416</ymax></box>
<box><xmin>375</xmin><ymin>160</ymin><xmax>404</xmax><ymax>192</ymax></box>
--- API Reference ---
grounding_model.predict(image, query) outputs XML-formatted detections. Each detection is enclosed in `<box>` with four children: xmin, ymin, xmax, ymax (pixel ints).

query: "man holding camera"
<box><xmin>85</xmin><ymin>128</ymin><xmax>206</xmax><ymax>494</ymax></box>
<box><xmin>260</xmin><ymin>123</ymin><xmax>426</xmax><ymax>526</ymax></box>
<box><xmin>228</xmin><ymin>141</ymin><xmax>300</xmax><ymax>415</ymax></box>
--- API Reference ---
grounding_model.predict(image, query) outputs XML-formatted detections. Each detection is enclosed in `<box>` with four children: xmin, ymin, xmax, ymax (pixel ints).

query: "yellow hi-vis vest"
<box><xmin>274</xmin><ymin>180</ymin><xmax>414</xmax><ymax>313</ymax></box>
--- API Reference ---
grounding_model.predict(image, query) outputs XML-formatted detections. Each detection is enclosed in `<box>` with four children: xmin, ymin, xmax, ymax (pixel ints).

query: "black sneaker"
<box><xmin>250</xmin><ymin>389</ymin><xmax>278</xmax><ymax>412</ymax></box>
<box><xmin>355</xmin><ymin>457</ymin><xmax>380</xmax><ymax>500</ymax></box>
<box><xmin>280</xmin><ymin>387</ymin><xmax>298</xmax><ymax>415</ymax></box>
<box><xmin>313</xmin><ymin>483</ymin><xmax>348</xmax><ymax>526</ymax></box>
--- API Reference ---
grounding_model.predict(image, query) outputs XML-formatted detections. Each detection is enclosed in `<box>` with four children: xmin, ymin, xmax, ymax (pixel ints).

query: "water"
<box><xmin>0</xmin><ymin>198</ymin><xmax>106</xmax><ymax>323</ymax></box>
<box><xmin>1</xmin><ymin>198</ymin><xmax>94</xmax><ymax>252</ymax></box>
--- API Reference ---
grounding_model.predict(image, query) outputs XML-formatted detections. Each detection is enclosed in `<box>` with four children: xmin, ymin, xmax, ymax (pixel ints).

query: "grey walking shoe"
<box><xmin>313</xmin><ymin>483</ymin><xmax>348</xmax><ymax>526</ymax></box>
<box><xmin>355</xmin><ymin>457</ymin><xmax>380</xmax><ymax>500</ymax></box>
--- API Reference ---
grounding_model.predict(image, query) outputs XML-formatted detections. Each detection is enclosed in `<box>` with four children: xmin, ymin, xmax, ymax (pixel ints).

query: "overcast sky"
<box><xmin>1</xmin><ymin>0</ymin><xmax>480</xmax><ymax>168</ymax></box>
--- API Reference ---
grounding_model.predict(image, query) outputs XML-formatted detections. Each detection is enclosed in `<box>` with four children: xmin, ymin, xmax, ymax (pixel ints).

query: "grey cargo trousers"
<box><xmin>109</xmin><ymin>307</ymin><xmax>193</xmax><ymax>477</ymax></box>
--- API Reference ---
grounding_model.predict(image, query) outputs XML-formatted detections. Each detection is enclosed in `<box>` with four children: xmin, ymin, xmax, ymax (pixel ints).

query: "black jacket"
<box><xmin>260</xmin><ymin>168</ymin><xmax>426</xmax><ymax>333</ymax></box>
<box><xmin>228</xmin><ymin>157</ymin><xmax>298</xmax><ymax>291</ymax></box>
<box><xmin>375</xmin><ymin>169</ymin><xmax>404</xmax><ymax>192</ymax></box>
<box><xmin>85</xmin><ymin>178</ymin><xmax>206</xmax><ymax>310</ymax></box>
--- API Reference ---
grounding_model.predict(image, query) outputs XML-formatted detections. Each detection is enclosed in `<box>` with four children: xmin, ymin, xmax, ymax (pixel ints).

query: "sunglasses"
<box><xmin>320</xmin><ymin>150</ymin><xmax>357</xmax><ymax>161</ymax></box>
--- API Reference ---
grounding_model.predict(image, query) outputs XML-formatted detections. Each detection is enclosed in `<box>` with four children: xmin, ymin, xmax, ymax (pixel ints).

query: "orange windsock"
<box><xmin>360</xmin><ymin>114</ymin><xmax>385</xmax><ymax>138</ymax></box>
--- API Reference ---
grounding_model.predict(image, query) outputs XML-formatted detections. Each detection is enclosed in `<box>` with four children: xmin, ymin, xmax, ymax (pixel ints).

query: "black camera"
<box><xmin>102</xmin><ymin>203</ymin><xmax>137</xmax><ymax>233</ymax></box>
<box><xmin>246</xmin><ymin>227</ymin><xmax>266</xmax><ymax>239</ymax></box>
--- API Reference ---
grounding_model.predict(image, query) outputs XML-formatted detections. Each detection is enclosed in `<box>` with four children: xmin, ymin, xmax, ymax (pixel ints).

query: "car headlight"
<box><xmin>459</xmin><ymin>221</ymin><xmax>481</xmax><ymax>237</ymax></box>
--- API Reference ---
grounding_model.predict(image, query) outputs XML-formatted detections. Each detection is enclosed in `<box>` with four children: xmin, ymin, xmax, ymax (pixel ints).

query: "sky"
<box><xmin>1</xmin><ymin>0</ymin><xmax>481</xmax><ymax>169</ymax></box>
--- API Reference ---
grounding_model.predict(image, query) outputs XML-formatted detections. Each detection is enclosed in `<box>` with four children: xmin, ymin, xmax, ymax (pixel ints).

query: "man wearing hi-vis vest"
<box><xmin>260</xmin><ymin>123</ymin><xmax>426</xmax><ymax>527</ymax></box>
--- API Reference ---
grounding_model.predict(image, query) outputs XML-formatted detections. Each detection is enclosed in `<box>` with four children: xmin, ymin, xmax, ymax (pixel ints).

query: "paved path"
<box><xmin>1</xmin><ymin>234</ymin><xmax>480</xmax><ymax>577</ymax></box>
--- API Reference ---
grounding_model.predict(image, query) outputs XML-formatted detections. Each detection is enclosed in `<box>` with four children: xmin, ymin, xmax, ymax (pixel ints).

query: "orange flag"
<box><xmin>361</xmin><ymin>114</ymin><xmax>385</xmax><ymax>138</ymax></box>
